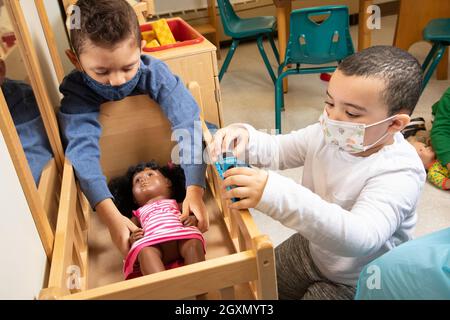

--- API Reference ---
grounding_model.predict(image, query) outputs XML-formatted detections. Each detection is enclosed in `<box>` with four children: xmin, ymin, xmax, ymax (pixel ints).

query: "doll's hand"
<box><xmin>181</xmin><ymin>185</ymin><xmax>209</xmax><ymax>233</ymax></box>
<box><xmin>129</xmin><ymin>228</ymin><xmax>144</xmax><ymax>245</ymax></box>
<box><xmin>182</xmin><ymin>214</ymin><xmax>198</xmax><ymax>227</ymax></box>
<box><xmin>211</xmin><ymin>125</ymin><xmax>250</xmax><ymax>162</ymax></box>
<box><xmin>222</xmin><ymin>166</ymin><xmax>268</xmax><ymax>210</ymax></box>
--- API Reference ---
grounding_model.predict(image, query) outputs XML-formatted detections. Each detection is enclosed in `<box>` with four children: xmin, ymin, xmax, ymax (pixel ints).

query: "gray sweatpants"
<box><xmin>275</xmin><ymin>233</ymin><xmax>356</xmax><ymax>300</ymax></box>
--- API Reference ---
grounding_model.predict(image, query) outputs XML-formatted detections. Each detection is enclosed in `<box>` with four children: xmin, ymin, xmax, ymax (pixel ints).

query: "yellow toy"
<box><xmin>141</xmin><ymin>30</ymin><xmax>156</xmax><ymax>43</ymax></box>
<box><xmin>151</xmin><ymin>18</ymin><xmax>176</xmax><ymax>46</ymax></box>
<box><xmin>145</xmin><ymin>39</ymin><xmax>160</xmax><ymax>48</ymax></box>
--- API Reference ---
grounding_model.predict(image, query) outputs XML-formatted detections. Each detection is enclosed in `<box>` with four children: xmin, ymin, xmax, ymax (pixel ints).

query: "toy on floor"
<box><xmin>215</xmin><ymin>152</ymin><xmax>251</xmax><ymax>202</ymax></box>
<box><xmin>409</xmin><ymin>139</ymin><xmax>449</xmax><ymax>190</ymax></box>
<box><xmin>108</xmin><ymin>161</ymin><xmax>206</xmax><ymax>280</ymax></box>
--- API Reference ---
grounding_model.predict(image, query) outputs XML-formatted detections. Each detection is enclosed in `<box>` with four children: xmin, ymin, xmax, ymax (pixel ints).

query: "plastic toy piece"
<box><xmin>145</xmin><ymin>39</ymin><xmax>160</xmax><ymax>48</ymax></box>
<box><xmin>142</xmin><ymin>30</ymin><xmax>156</xmax><ymax>43</ymax></box>
<box><xmin>214</xmin><ymin>152</ymin><xmax>250</xmax><ymax>202</ymax></box>
<box><xmin>151</xmin><ymin>18</ymin><xmax>176</xmax><ymax>46</ymax></box>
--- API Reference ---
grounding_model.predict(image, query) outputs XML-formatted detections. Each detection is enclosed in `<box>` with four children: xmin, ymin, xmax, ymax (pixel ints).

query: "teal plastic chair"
<box><xmin>421</xmin><ymin>18</ymin><xmax>450</xmax><ymax>91</ymax></box>
<box><xmin>275</xmin><ymin>6</ymin><xmax>355</xmax><ymax>132</ymax></box>
<box><xmin>217</xmin><ymin>0</ymin><xmax>279</xmax><ymax>83</ymax></box>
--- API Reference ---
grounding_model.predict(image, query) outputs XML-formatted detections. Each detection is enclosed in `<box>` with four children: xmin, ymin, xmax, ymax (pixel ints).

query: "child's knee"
<box><xmin>138</xmin><ymin>245</ymin><xmax>162</xmax><ymax>261</ymax></box>
<box><xmin>180</xmin><ymin>239</ymin><xmax>204</xmax><ymax>259</ymax></box>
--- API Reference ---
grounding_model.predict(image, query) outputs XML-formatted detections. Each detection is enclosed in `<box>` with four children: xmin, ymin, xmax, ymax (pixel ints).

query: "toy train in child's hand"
<box><xmin>214</xmin><ymin>152</ymin><xmax>251</xmax><ymax>203</ymax></box>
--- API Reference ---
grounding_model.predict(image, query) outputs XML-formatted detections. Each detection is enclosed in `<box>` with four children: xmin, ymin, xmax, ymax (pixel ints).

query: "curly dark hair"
<box><xmin>338</xmin><ymin>46</ymin><xmax>423</xmax><ymax>116</ymax></box>
<box><xmin>69</xmin><ymin>0</ymin><xmax>142</xmax><ymax>55</ymax></box>
<box><xmin>108</xmin><ymin>161</ymin><xmax>186</xmax><ymax>218</ymax></box>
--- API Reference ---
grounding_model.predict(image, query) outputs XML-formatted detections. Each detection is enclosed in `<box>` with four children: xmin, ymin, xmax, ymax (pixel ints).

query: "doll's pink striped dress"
<box><xmin>123</xmin><ymin>199</ymin><xmax>206</xmax><ymax>279</ymax></box>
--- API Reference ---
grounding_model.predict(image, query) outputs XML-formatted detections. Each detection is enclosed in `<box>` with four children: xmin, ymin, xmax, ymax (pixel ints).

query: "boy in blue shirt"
<box><xmin>0</xmin><ymin>59</ymin><xmax>53</xmax><ymax>185</ymax></box>
<box><xmin>60</xmin><ymin>0</ymin><xmax>207</xmax><ymax>257</ymax></box>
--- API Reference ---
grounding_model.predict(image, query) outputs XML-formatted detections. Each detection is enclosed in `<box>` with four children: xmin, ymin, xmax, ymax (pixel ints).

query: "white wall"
<box><xmin>0</xmin><ymin>130</ymin><xmax>48</xmax><ymax>300</ymax></box>
<box><xmin>18</xmin><ymin>0</ymin><xmax>63</xmax><ymax>107</ymax></box>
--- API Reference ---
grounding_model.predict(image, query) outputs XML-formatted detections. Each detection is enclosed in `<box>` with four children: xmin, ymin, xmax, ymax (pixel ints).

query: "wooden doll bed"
<box><xmin>39</xmin><ymin>83</ymin><xmax>277</xmax><ymax>300</ymax></box>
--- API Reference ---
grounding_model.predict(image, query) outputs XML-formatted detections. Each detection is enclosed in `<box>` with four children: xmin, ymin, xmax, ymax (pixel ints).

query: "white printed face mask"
<box><xmin>319</xmin><ymin>110</ymin><xmax>396</xmax><ymax>153</ymax></box>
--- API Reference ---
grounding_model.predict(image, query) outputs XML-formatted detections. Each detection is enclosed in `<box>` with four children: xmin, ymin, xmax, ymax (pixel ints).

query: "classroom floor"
<box><xmin>217</xmin><ymin>14</ymin><xmax>450</xmax><ymax>246</ymax></box>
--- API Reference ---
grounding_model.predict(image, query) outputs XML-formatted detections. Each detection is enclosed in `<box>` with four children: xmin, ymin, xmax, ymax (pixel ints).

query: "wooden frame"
<box><xmin>39</xmin><ymin>82</ymin><xmax>278</xmax><ymax>300</ymax></box>
<box><xmin>0</xmin><ymin>0</ymin><xmax>68</xmax><ymax>260</ymax></box>
<box><xmin>5</xmin><ymin>0</ymin><xmax>64</xmax><ymax>169</ymax></box>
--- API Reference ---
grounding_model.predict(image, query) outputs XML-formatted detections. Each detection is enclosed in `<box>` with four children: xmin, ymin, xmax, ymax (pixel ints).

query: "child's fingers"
<box><xmin>196</xmin><ymin>218</ymin><xmax>207</xmax><ymax>233</ymax></box>
<box><xmin>212</xmin><ymin>129</ymin><xmax>227</xmax><ymax>161</ymax></box>
<box><xmin>223</xmin><ymin>186</ymin><xmax>251</xmax><ymax>200</ymax></box>
<box><xmin>224</xmin><ymin>167</ymin><xmax>255</xmax><ymax>178</ymax></box>
<box><xmin>222</xmin><ymin>175</ymin><xmax>253</xmax><ymax>189</ymax></box>
<box><xmin>229</xmin><ymin>198</ymin><xmax>253</xmax><ymax>210</ymax></box>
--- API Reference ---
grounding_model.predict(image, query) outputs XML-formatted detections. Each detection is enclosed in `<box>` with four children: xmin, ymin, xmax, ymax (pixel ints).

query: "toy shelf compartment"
<box><xmin>141</xmin><ymin>17</ymin><xmax>204</xmax><ymax>52</ymax></box>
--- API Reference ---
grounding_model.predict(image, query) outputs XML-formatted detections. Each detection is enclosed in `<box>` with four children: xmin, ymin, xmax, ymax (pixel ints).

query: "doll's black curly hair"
<box><xmin>108</xmin><ymin>161</ymin><xmax>186</xmax><ymax>218</ymax></box>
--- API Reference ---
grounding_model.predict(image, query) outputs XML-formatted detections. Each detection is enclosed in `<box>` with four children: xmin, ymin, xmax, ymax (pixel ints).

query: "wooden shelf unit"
<box><xmin>193</xmin><ymin>0</ymin><xmax>221</xmax><ymax>59</ymax></box>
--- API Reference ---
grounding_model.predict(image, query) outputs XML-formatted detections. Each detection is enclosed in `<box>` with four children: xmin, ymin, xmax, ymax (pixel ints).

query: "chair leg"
<box><xmin>422</xmin><ymin>43</ymin><xmax>440</xmax><ymax>72</ymax></box>
<box><xmin>268</xmin><ymin>33</ymin><xmax>280</xmax><ymax>64</ymax></box>
<box><xmin>275</xmin><ymin>74</ymin><xmax>286</xmax><ymax>133</ymax></box>
<box><xmin>219</xmin><ymin>39</ymin><xmax>240</xmax><ymax>82</ymax></box>
<box><xmin>256</xmin><ymin>36</ymin><xmax>277</xmax><ymax>84</ymax></box>
<box><xmin>422</xmin><ymin>44</ymin><xmax>446</xmax><ymax>91</ymax></box>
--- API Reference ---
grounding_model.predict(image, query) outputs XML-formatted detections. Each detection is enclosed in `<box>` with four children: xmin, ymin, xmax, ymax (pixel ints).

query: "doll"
<box><xmin>409</xmin><ymin>139</ymin><xmax>449</xmax><ymax>190</ymax></box>
<box><xmin>108</xmin><ymin>161</ymin><xmax>206</xmax><ymax>280</ymax></box>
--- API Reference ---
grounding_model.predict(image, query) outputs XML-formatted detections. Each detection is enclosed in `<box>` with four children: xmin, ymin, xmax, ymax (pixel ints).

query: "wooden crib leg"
<box><xmin>253</xmin><ymin>235</ymin><xmax>278</xmax><ymax>300</ymax></box>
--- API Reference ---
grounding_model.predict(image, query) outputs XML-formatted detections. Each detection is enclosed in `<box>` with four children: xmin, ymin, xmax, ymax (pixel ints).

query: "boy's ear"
<box><xmin>65</xmin><ymin>49</ymin><xmax>83</xmax><ymax>70</ymax></box>
<box><xmin>388</xmin><ymin>113</ymin><xmax>411</xmax><ymax>133</ymax></box>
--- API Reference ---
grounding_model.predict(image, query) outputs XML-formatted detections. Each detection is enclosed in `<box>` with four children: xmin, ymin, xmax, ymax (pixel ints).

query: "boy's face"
<box><xmin>326</xmin><ymin>69</ymin><xmax>406</xmax><ymax>151</ymax></box>
<box><xmin>77</xmin><ymin>37</ymin><xmax>145</xmax><ymax>86</ymax></box>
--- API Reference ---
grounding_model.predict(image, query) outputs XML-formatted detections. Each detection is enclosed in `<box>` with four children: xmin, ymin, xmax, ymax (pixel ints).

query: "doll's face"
<box><xmin>132</xmin><ymin>168</ymin><xmax>172</xmax><ymax>207</ymax></box>
<box><xmin>411</xmin><ymin>141</ymin><xmax>435</xmax><ymax>168</ymax></box>
<box><xmin>0</xmin><ymin>59</ymin><xmax>6</xmax><ymax>86</ymax></box>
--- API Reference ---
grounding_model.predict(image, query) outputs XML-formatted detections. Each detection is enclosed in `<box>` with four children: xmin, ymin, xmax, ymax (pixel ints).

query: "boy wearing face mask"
<box><xmin>59</xmin><ymin>0</ymin><xmax>208</xmax><ymax>258</ymax></box>
<box><xmin>211</xmin><ymin>46</ymin><xmax>426</xmax><ymax>299</ymax></box>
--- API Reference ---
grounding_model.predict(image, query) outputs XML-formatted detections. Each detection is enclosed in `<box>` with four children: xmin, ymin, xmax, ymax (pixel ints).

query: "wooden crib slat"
<box><xmin>74</xmin><ymin>214</ymin><xmax>87</xmax><ymax>259</ymax></box>
<box><xmin>47</xmin><ymin>159</ymin><xmax>77</xmax><ymax>291</ymax></box>
<box><xmin>220</xmin><ymin>286</ymin><xmax>235</xmax><ymax>300</ymax></box>
<box><xmin>65</xmin><ymin>251</ymin><xmax>257</xmax><ymax>300</ymax></box>
<box><xmin>76</xmin><ymin>184</ymin><xmax>90</xmax><ymax>232</ymax></box>
<box><xmin>253</xmin><ymin>235</ymin><xmax>277</xmax><ymax>300</ymax></box>
<box><xmin>37</xmin><ymin>158</ymin><xmax>60</xmax><ymax>233</ymax></box>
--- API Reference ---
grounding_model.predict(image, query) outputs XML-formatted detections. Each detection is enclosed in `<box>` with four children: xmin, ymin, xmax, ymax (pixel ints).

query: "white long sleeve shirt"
<box><xmin>243</xmin><ymin>123</ymin><xmax>426</xmax><ymax>286</ymax></box>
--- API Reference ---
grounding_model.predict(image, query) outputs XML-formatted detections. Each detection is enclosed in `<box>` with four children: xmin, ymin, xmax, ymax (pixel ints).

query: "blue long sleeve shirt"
<box><xmin>58</xmin><ymin>55</ymin><xmax>206</xmax><ymax>208</ymax></box>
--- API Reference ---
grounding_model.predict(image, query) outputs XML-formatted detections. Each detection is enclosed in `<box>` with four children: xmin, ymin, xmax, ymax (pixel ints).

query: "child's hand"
<box><xmin>211</xmin><ymin>125</ymin><xmax>250</xmax><ymax>162</ymax></box>
<box><xmin>181</xmin><ymin>214</ymin><xmax>198</xmax><ymax>227</ymax></box>
<box><xmin>129</xmin><ymin>228</ymin><xmax>144</xmax><ymax>245</ymax></box>
<box><xmin>181</xmin><ymin>185</ymin><xmax>209</xmax><ymax>233</ymax></box>
<box><xmin>222</xmin><ymin>166</ymin><xmax>268</xmax><ymax>210</ymax></box>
